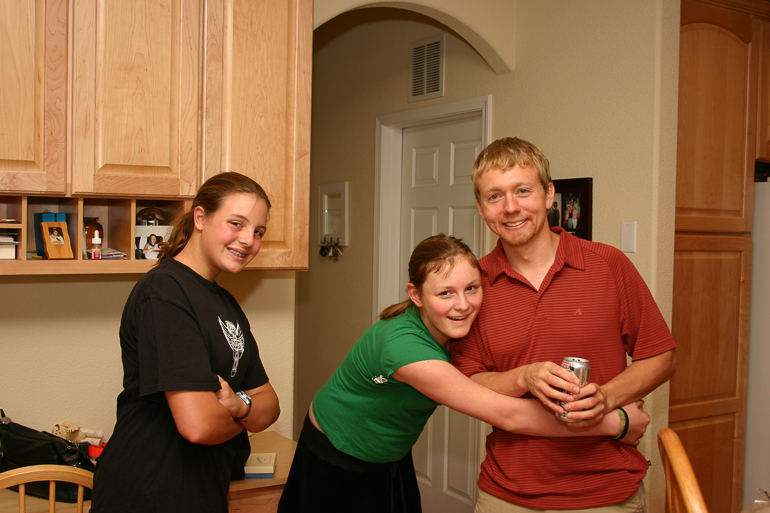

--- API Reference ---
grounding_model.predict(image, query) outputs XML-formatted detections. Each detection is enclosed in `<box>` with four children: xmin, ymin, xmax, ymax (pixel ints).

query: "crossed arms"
<box><xmin>166</xmin><ymin>378</ymin><xmax>280</xmax><ymax>445</ymax></box>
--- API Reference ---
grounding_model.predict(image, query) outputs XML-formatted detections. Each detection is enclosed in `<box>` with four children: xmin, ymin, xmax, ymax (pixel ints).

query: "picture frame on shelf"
<box><xmin>550</xmin><ymin>177</ymin><xmax>593</xmax><ymax>241</ymax></box>
<box><xmin>135</xmin><ymin>225</ymin><xmax>173</xmax><ymax>260</ymax></box>
<box><xmin>40</xmin><ymin>221</ymin><xmax>74</xmax><ymax>259</ymax></box>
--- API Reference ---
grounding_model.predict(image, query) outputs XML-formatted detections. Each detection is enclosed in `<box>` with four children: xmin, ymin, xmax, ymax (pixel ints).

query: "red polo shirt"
<box><xmin>451</xmin><ymin>228</ymin><xmax>676</xmax><ymax>509</ymax></box>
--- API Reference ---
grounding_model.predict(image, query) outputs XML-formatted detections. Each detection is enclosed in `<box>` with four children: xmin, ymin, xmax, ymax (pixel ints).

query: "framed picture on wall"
<box><xmin>551</xmin><ymin>177</ymin><xmax>592</xmax><ymax>241</ymax></box>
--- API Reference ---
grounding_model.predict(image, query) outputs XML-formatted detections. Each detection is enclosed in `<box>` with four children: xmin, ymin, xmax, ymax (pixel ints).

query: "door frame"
<box><xmin>372</xmin><ymin>95</ymin><xmax>492</xmax><ymax>321</ymax></box>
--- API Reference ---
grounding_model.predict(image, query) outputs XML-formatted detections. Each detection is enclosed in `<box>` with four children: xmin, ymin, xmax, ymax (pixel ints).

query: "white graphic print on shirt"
<box><xmin>218</xmin><ymin>317</ymin><xmax>244</xmax><ymax>377</ymax></box>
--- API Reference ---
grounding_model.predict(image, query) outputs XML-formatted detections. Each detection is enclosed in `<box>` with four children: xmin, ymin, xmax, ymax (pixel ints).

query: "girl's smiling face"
<box><xmin>407</xmin><ymin>256</ymin><xmax>483</xmax><ymax>346</ymax></box>
<box><xmin>192</xmin><ymin>193</ymin><xmax>269</xmax><ymax>281</ymax></box>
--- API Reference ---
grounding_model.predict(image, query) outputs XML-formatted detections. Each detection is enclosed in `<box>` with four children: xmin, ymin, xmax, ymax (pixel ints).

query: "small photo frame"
<box><xmin>135</xmin><ymin>225</ymin><xmax>173</xmax><ymax>260</ymax></box>
<box><xmin>551</xmin><ymin>177</ymin><xmax>593</xmax><ymax>241</ymax></box>
<box><xmin>40</xmin><ymin>221</ymin><xmax>74</xmax><ymax>259</ymax></box>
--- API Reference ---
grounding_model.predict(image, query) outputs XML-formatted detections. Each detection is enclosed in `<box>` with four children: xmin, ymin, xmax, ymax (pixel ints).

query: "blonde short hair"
<box><xmin>472</xmin><ymin>137</ymin><xmax>551</xmax><ymax>200</ymax></box>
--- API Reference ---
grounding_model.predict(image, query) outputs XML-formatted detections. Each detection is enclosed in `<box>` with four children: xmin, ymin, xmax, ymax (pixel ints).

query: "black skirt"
<box><xmin>277</xmin><ymin>413</ymin><xmax>422</xmax><ymax>513</ymax></box>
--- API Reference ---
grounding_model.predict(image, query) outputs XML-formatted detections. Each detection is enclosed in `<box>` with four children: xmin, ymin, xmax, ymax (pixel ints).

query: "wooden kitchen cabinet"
<box><xmin>203</xmin><ymin>0</ymin><xmax>311</xmax><ymax>270</ymax></box>
<box><xmin>0</xmin><ymin>0</ymin><xmax>67</xmax><ymax>194</ymax></box>
<box><xmin>676</xmin><ymin>0</ymin><xmax>763</xmax><ymax>234</ymax></box>
<box><xmin>0</xmin><ymin>0</ymin><xmax>311</xmax><ymax>274</ymax></box>
<box><xmin>71</xmin><ymin>0</ymin><xmax>202</xmax><ymax>197</ymax></box>
<box><xmin>671</xmin><ymin>233</ymin><xmax>752</xmax><ymax>513</ymax></box>
<box><xmin>672</xmin><ymin>1</ymin><xmax>769</xmax><ymax>511</ymax></box>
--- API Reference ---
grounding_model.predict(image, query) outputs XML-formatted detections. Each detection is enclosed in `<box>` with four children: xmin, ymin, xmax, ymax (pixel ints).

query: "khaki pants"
<box><xmin>475</xmin><ymin>482</ymin><xmax>645</xmax><ymax>513</ymax></box>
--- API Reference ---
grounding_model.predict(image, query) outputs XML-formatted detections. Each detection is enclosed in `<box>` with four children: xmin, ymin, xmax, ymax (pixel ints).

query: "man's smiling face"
<box><xmin>475</xmin><ymin>164</ymin><xmax>554</xmax><ymax>250</ymax></box>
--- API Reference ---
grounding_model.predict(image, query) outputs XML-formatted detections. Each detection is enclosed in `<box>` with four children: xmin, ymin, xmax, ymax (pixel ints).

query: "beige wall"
<box><xmin>298</xmin><ymin>0</ymin><xmax>679</xmax><ymax>510</ymax></box>
<box><xmin>0</xmin><ymin>271</ymin><xmax>296</xmax><ymax>440</ymax></box>
<box><xmin>314</xmin><ymin>0</ymin><xmax>516</xmax><ymax>73</ymax></box>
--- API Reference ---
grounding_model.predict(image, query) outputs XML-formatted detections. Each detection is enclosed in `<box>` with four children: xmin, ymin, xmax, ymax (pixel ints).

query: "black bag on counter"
<box><xmin>0</xmin><ymin>420</ymin><xmax>96</xmax><ymax>503</ymax></box>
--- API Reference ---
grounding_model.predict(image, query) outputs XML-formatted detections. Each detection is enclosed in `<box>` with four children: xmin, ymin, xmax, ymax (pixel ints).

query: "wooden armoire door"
<box><xmin>672</xmin><ymin>1</ymin><xmax>767</xmax><ymax>511</ymax></box>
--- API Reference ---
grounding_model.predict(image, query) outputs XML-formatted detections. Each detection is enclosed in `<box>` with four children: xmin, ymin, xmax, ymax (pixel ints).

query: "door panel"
<box><xmin>204</xmin><ymin>0</ymin><xmax>311</xmax><ymax>269</ymax></box>
<box><xmin>670</xmin><ymin>233</ymin><xmax>751</xmax><ymax>512</ymax></box>
<box><xmin>676</xmin><ymin>0</ymin><xmax>757</xmax><ymax>233</ymax></box>
<box><xmin>400</xmin><ymin>116</ymin><xmax>484</xmax><ymax>284</ymax></box>
<box><xmin>0</xmin><ymin>0</ymin><xmax>66</xmax><ymax>193</ymax></box>
<box><xmin>400</xmin><ymin>114</ymin><xmax>483</xmax><ymax>513</ymax></box>
<box><xmin>72</xmin><ymin>0</ymin><xmax>201</xmax><ymax>196</ymax></box>
<box><xmin>450</xmin><ymin>207</ymin><xmax>482</xmax><ymax>256</ymax></box>
<box><xmin>414</xmin><ymin>408</ymin><xmax>479</xmax><ymax>510</ymax></box>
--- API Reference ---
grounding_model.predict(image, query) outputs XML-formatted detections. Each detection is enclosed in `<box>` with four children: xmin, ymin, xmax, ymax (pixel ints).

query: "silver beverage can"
<box><xmin>555</xmin><ymin>357</ymin><xmax>590</xmax><ymax>422</ymax></box>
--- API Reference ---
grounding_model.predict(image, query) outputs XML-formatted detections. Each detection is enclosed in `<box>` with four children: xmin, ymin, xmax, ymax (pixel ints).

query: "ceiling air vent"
<box><xmin>409</xmin><ymin>34</ymin><xmax>445</xmax><ymax>102</ymax></box>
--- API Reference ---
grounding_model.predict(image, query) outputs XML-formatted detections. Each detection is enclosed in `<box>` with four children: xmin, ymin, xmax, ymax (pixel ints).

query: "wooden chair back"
<box><xmin>658</xmin><ymin>428</ymin><xmax>709</xmax><ymax>513</ymax></box>
<box><xmin>0</xmin><ymin>465</ymin><xmax>94</xmax><ymax>513</ymax></box>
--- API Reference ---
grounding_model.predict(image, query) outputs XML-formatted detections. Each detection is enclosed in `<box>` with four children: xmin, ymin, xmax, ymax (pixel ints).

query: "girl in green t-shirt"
<box><xmin>278</xmin><ymin>234</ymin><xmax>647</xmax><ymax>513</ymax></box>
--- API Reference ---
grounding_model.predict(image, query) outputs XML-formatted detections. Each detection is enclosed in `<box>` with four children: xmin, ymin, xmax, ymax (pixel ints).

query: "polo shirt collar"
<box><xmin>484</xmin><ymin>227</ymin><xmax>586</xmax><ymax>285</ymax></box>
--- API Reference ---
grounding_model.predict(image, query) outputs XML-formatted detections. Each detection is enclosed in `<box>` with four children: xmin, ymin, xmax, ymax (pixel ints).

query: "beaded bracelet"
<box><xmin>611</xmin><ymin>407</ymin><xmax>629</xmax><ymax>440</ymax></box>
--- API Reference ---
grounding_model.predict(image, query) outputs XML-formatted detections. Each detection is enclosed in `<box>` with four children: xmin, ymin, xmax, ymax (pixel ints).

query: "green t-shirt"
<box><xmin>312</xmin><ymin>306</ymin><xmax>450</xmax><ymax>463</ymax></box>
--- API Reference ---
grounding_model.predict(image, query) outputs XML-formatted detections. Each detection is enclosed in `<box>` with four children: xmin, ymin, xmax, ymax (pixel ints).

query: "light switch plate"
<box><xmin>621</xmin><ymin>221</ymin><xmax>636</xmax><ymax>253</ymax></box>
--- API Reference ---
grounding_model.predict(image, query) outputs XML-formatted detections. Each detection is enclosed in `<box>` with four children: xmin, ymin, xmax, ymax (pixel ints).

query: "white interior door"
<box><xmin>399</xmin><ymin>116</ymin><xmax>485</xmax><ymax>282</ymax></box>
<box><xmin>400</xmin><ymin>114</ymin><xmax>483</xmax><ymax>513</ymax></box>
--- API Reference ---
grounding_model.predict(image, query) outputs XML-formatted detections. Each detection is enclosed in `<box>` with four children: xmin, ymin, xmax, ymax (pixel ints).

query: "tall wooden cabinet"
<box><xmin>0</xmin><ymin>0</ymin><xmax>311</xmax><ymax>274</ymax></box>
<box><xmin>672</xmin><ymin>1</ymin><xmax>768</xmax><ymax>511</ymax></box>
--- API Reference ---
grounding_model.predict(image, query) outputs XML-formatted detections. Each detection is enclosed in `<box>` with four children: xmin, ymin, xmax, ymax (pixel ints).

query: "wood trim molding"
<box><xmin>691</xmin><ymin>0</ymin><xmax>770</xmax><ymax>20</ymax></box>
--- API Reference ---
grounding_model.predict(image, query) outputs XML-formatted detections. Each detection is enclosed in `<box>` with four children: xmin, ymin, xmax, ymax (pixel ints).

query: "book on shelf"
<box><xmin>102</xmin><ymin>248</ymin><xmax>126</xmax><ymax>259</ymax></box>
<box><xmin>87</xmin><ymin>248</ymin><xmax>126</xmax><ymax>260</ymax></box>
<box><xmin>0</xmin><ymin>235</ymin><xmax>18</xmax><ymax>259</ymax></box>
<box><xmin>244</xmin><ymin>452</ymin><xmax>276</xmax><ymax>478</ymax></box>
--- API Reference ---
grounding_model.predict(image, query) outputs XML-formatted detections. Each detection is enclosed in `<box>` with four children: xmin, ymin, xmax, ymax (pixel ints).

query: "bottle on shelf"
<box><xmin>91</xmin><ymin>230</ymin><xmax>102</xmax><ymax>260</ymax></box>
<box><xmin>83</xmin><ymin>217</ymin><xmax>104</xmax><ymax>257</ymax></box>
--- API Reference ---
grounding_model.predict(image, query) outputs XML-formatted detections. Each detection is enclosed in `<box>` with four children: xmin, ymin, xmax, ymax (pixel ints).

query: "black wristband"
<box><xmin>611</xmin><ymin>407</ymin><xmax>629</xmax><ymax>440</ymax></box>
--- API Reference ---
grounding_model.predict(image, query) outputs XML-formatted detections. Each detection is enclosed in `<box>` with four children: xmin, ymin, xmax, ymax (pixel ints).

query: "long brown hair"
<box><xmin>156</xmin><ymin>172</ymin><xmax>271</xmax><ymax>264</ymax></box>
<box><xmin>379</xmin><ymin>234</ymin><xmax>482</xmax><ymax>320</ymax></box>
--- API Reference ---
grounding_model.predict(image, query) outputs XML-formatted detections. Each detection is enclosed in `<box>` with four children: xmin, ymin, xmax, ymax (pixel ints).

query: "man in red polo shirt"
<box><xmin>450</xmin><ymin>137</ymin><xmax>677</xmax><ymax>512</ymax></box>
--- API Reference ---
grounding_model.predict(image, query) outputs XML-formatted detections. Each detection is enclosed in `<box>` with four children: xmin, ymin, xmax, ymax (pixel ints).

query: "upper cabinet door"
<box><xmin>72</xmin><ymin>0</ymin><xmax>201</xmax><ymax>197</ymax></box>
<box><xmin>203</xmin><ymin>0</ymin><xmax>311</xmax><ymax>269</ymax></box>
<box><xmin>0</xmin><ymin>0</ymin><xmax>67</xmax><ymax>194</ymax></box>
<box><xmin>676</xmin><ymin>0</ymin><xmax>760</xmax><ymax>233</ymax></box>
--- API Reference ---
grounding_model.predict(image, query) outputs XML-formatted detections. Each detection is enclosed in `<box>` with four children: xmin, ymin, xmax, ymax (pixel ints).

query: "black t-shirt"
<box><xmin>91</xmin><ymin>259</ymin><xmax>269</xmax><ymax>513</ymax></box>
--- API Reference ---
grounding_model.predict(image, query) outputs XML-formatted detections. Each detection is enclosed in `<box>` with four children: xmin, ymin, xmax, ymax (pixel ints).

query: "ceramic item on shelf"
<box><xmin>136</xmin><ymin>207</ymin><xmax>169</xmax><ymax>226</ymax></box>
